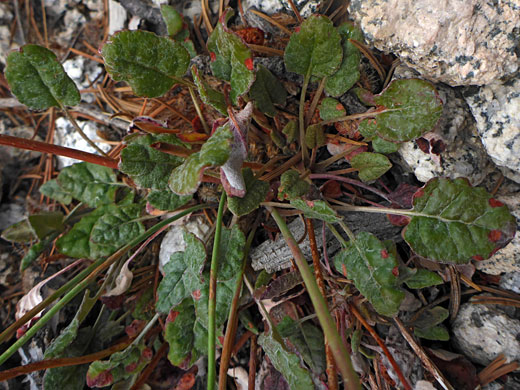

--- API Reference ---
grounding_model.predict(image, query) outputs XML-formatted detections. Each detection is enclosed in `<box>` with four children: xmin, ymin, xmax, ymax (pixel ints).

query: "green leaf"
<box><xmin>161</xmin><ymin>5</ymin><xmax>183</xmax><ymax>36</ymax></box>
<box><xmin>120</xmin><ymin>133</ymin><xmax>185</xmax><ymax>190</ymax></box>
<box><xmin>228</xmin><ymin>168</ymin><xmax>269</xmax><ymax>216</ymax></box>
<box><xmin>258</xmin><ymin>331</ymin><xmax>314</xmax><ymax>390</ymax></box>
<box><xmin>44</xmin><ymin>318</ymin><xmax>80</xmax><ymax>359</ymax></box>
<box><xmin>282</xmin><ymin>120</ymin><xmax>297</xmax><ymax>143</ymax></box>
<box><xmin>86</xmin><ymin>343</ymin><xmax>152</xmax><ymax>388</ymax></box>
<box><xmin>372</xmin><ymin>136</ymin><xmax>400</xmax><ymax>154</ymax></box>
<box><xmin>101</xmin><ymin>30</ymin><xmax>190</xmax><ymax>97</ymax></box>
<box><xmin>57</xmin><ymin>162</ymin><xmax>119</xmax><ymax>207</ymax></box>
<box><xmin>277</xmin><ymin>316</ymin><xmax>326</xmax><ymax>374</ymax></box>
<box><xmin>147</xmin><ymin>190</ymin><xmax>192</xmax><ymax>211</ymax></box>
<box><xmin>334</xmin><ymin>232</ymin><xmax>405</xmax><ymax>317</ymax></box>
<box><xmin>191</xmin><ymin>65</ymin><xmax>227</xmax><ymax>115</ymax></box>
<box><xmin>403</xmin><ymin>178</ymin><xmax>517</xmax><ymax>263</ymax></box>
<box><xmin>20</xmin><ymin>241</ymin><xmax>46</xmax><ymax>270</ymax></box>
<box><xmin>291</xmin><ymin>198</ymin><xmax>340</xmax><ymax>223</ymax></box>
<box><xmin>357</xmin><ymin>79</ymin><xmax>443</xmax><ymax>142</ymax></box>
<box><xmin>350</xmin><ymin>152</ymin><xmax>392</xmax><ymax>182</ymax></box>
<box><xmin>249</xmin><ymin>64</ymin><xmax>287</xmax><ymax>117</ymax></box>
<box><xmin>325</xmin><ymin>23</ymin><xmax>363</xmax><ymax>97</ymax></box>
<box><xmin>414</xmin><ymin>325</ymin><xmax>449</xmax><ymax>341</ymax></box>
<box><xmin>207</xmin><ymin>8</ymin><xmax>255</xmax><ymax>104</ymax></box>
<box><xmin>164</xmin><ymin>299</ymin><xmax>196</xmax><ymax>365</ymax></box>
<box><xmin>284</xmin><ymin>15</ymin><xmax>342</xmax><ymax>78</ymax></box>
<box><xmin>39</xmin><ymin>179</ymin><xmax>73</xmax><ymax>204</ymax></box>
<box><xmin>319</xmin><ymin>97</ymin><xmax>345</xmax><ymax>121</ymax></box>
<box><xmin>1</xmin><ymin>219</ymin><xmax>37</xmax><ymax>243</ymax></box>
<box><xmin>5</xmin><ymin>44</ymin><xmax>80</xmax><ymax>109</ymax></box>
<box><xmin>156</xmin><ymin>232</ymin><xmax>207</xmax><ymax>313</ymax></box>
<box><xmin>403</xmin><ymin>269</ymin><xmax>443</xmax><ymax>289</ymax></box>
<box><xmin>28</xmin><ymin>212</ymin><xmax>64</xmax><ymax>239</ymax></box>
<box><xmin>278</xmin><ymin>170</ymin><xmax>309</xmax><ymax>200</ymax></box>
<box><xmin>414</xmin><ymin>306</ymin><xmax>449</xmax><ymax>329</ymax></box>
<box><xmin>89</xmin><ymin>203</ymin><xmax>145</xmax><ymax>258</ymax></box>
<box><xmin>160</xmin><ymin>226</ymin><xmax>245</xmax><ymax>366</ymax></box>
<box><xmin>57</xmin><ymin>202</ymin><xmax>145</xmax><ymax>259</ymax></box>
<box><xmin>305</xmin><ymin>124</ymin><xmax>325</xmax><ymax>149</ymax></box>
<box><xmin>169</xmin><ymin>122</ymin><xmax>233</xmax><ymax>195</ymax></box>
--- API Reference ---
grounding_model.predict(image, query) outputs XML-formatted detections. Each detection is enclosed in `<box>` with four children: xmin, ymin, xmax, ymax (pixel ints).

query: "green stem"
<box><xmin>299</xmin><ymin>68</ymin><xmax>311</xmax><ymax>164</ymax></box>
<box><xmin>60</xmin><ymin>104</ymin><xmax>109</xmax><ymax>157</ymax></box>
<box><xmin>268</xmin><ymin>207</ymin><xmax>361</xmax><ymax>390</ymax></box>
<box><xmin>326</xmin><ymin>222</ymin><xmax>348</xmax><ymax>248</ymax></box>
<box><xmin>207</xmin><ymin>192</ymin><xmax>227</xmax><ymax>390</ymax></box>
<box><xmin>188</xmin><ymin>86</ymin><xmax>211</xmax><ymax>135</ymax></box>
<box><xmin>218</xmin><ymin>220</ymin><xmax>258</xmax><ymax>390</ymax></box>
<box><xmin>0</xmin><ymin>203</ymin><xmax>212</xmax><ymax>366</ymax></box>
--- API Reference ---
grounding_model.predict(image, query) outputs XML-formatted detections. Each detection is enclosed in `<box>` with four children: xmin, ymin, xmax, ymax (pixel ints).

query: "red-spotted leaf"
<box><xmin>350</xmin><ymin>152</ymin><xmax>392</xmax><ymax>182</ymax></box>
<box><xmin>319</xmin><ymin>97</ymin><xmax>345</xmax><ymax>121</ymax></box>
<box><xmin>325</xmin><ymin>23</ymin><xmax>363</xmax><ymax>97</ymax></box>
<box><xmin>160</xmin><ymin>226</ymin><xmax>245</xmax><ymax>367</ymax></box>
<box><xmin>86</xmin><ymin>343</ymin><xmax>152</xmax><ymax>388</ymax></box>
<box><xmin>101</xmin><ymin>30</ymin><xmax>190</xmax><ymax>97</ymax></box>
<box><xmin>284</xmin><ymin>15</ymin><xmax>342</xmax><ymax>78</ymax></box>
<box><xmin>5</xmin><ymin>44</ymin><xmax>80</xmax><ymax>109</ymax></box>
<box><xmin>191</xmin><ymin>65</ymin><xmax>227</xmax><ymax>115</ymax></box>
<box><xmin>357</xmin><ymin>79</ymin><xmax>443</xmax><ymax>142</ymax></box>
<box><xmin>333</xmin><ymin>232</ymin><xmax>405</xmax><ymax>317</ymax></box>
<box><xmin>156</xmin><ymin>232</ymin><xmax>206</xmax><ymax>313</ymax></box>
<box><xmin>278</xmin><ymin>170</ymin><xmax>309</xmax><ymax>201</ymax></box>
<box><xmin>403</xmin><ymin>177</ymin><xmax>517</xmax><ymax>264</ymax></box>
<box><xmin>207</xmin><ymin>8</ymin><xmax>255</xmax><ymax>104</ymax></box>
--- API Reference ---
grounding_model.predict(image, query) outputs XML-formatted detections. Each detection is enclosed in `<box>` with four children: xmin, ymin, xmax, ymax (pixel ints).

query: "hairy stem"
<box><xmin>268</xmin><ymin>207</ymin><xmax>360</xmax><ymax>389</ymax></box>
<box><xmin>207</xmin><ymin>192</ymin><xmax>227</xmax><ymax>390</ymax></box>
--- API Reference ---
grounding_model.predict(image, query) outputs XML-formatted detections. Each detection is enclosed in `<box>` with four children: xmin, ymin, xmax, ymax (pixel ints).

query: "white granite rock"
<box><xmin>348</xmin><ymin>0</ymin><xmax>520</xmax><ymax>86</ymax></box>
<box><xmin>54</xmin><ymin>117</ymin><xmax>111</xmax><ymax>168</ymax></box>
<box><xmin>398</xmin><ymin>83</ymin><xmax>492</xmax><ymax>185</ymax></box>
<box><xmin>475</xmin><ymin>193</ymin><xmax>520</xmax><ymax>275</ymax></box>
<box><xmin>500</xmin><ymin>271</ymin><xmax>520</xmax><ymax>294</ymax></box>
<box><xmin>452</xmin><ymin>300</ymin><xmax>520</xmax><ymax>366</ymax></box>
<box><xmin>0</xmin><ymin>3</ymin><xmax>15</xmax><ymax>65</ymax></box>
<box><xmin>462</xmin><ymin>73</ymin><xmax>520</xmax><ymax>183</ymax></box>
<box><xmin>63</xmin><ymin>56</ymin><xmax>103</xmax><ymax>103</ymax></box>
<box><xmin>158</xmin><ymin>216</ymin><xmax>211</xmax><ymax>273</ymax></box>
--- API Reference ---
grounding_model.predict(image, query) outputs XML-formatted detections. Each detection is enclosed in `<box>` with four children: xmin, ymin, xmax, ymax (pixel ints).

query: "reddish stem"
<box><xmin>0</xmin><ymin>134</ymin><xmax>119</xmax><ymax>169</ymax></box>
<box><xmin>349</xmin><ymin>304</ymin><xmax>413</xmax><ymax>390</ymax></box>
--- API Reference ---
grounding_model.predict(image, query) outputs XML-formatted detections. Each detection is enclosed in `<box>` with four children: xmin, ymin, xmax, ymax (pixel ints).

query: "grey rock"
<box><xmin>0</xmin><ymin>202</ymin><xmax>26</xmax><ymax>232</ymax></box>
<box><xmin>462</xmin><ymin>73</ymin><xmax>520</xmax><ymax>183</ymax></box>
<box><xmin>500</xmin><ymin>272</ymin><xmax>520</xmax><ymax>294</ymax></box>
<box><xmin>0</xmin><ymin>124</ymin><xmax>42</xmax><ymax>163</ymax></box>
<box><xmin>474</xmin><ymin>191</ymin><xmax>520</xmax><ymax>275</ymax></box>
<box><xmin>348</xmin><ymin>0</ymin><xmax>520</xmax><ymax>86</ymax></box>
<box><xmin>398</xmin><ymin>82</ymin><xmax>492</xmax><ymax>185</ymax></box>
<box><xmin>63</xmin><ymin>56</ymin><xmax>103</xmax><ymax>104</ymax></box>
<box><xmin>0</xmin><ymin>3</ymin><xmax>15</xmax><ymax>65</ymax></box>
<box><xmin>452</xmin><ymin>299</ymin><xmax>520</xmax><ymax>366</ymax></box>
<box><xmin>54</xmin><ymin>117</ymin><xmax>111</xmax><ymax>168</ymax></box>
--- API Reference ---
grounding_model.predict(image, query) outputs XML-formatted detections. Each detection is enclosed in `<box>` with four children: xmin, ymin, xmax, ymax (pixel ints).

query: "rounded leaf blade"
<box><xmin>403</xmin><ymin>178</ymin><xmax>517</xmax><ymax>263</ymax></box>
<box><xmin>101</xmin><ymin>30</ymin><xmax>190</xmax><ymax>97</ymax></box>
<box><xmin>5</xmin><ymin>44</ymin><xmax>80</xmax><ymax>109</ymax></box>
